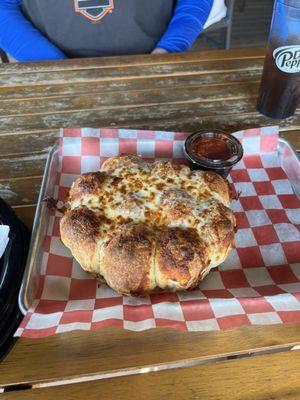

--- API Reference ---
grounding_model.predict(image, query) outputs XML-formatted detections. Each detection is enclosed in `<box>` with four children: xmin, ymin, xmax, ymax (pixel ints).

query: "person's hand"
<box><xmin>151</xmin><ymin>48</ymin><xmax>168</xmax><ymax>54</ymax></box>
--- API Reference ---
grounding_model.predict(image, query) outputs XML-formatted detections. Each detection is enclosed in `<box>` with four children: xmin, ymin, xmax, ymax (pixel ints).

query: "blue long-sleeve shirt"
<box><xmin>0</xmin><ymin>0</ymin><xmax>67</xmax><ymax>61</ymax></box>
<box><xmin>158</xmin><ymin>0</ymin><xmax>213</xmax><ymax>53</ymax></box>
<box><xmin>0</xmin><ymin>0</ymin><xmax>213</xmax><ymax>62</ymax></box>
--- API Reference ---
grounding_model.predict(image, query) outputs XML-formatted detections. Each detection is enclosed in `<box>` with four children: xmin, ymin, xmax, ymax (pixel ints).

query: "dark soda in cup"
<box><xmin>257</xmin><ymin>0</ymin><xmax>300</xmax><ymax>119</ymax></box>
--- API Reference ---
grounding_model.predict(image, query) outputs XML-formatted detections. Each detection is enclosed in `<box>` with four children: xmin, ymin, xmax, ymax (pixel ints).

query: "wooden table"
<box><xmin>0</xmin><ymin>48</ymin><xmax>299</xmax><ymax>399</ymax></box>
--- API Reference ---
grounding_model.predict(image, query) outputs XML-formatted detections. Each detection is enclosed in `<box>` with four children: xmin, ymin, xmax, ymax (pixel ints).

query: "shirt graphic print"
<box><xmin>74</xmin><ymin>0</ymin><xmax>114</xmax><ymax>22</ymax></box>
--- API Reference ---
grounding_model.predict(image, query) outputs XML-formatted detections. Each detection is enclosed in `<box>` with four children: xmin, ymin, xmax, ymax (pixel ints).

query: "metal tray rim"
<box><xmin>18</xmin><ymin>143</ymin><xmax>59</xmax><ymax>315</ymax></box>
<box><xmin>279</xmin><ymin>137</ymin><xmax>300</xmax><ymax>158</ymax></box>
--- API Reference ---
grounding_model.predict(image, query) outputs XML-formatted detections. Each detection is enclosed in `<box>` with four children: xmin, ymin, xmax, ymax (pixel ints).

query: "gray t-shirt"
<box><xmin>22</xmin><ymin>0</ymin><xmax>175</xmax><ymax>57</ymax></box>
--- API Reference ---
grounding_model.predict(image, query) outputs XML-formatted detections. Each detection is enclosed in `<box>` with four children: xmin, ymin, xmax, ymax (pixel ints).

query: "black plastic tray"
<box><xmin>0</xmin><ymin>199</ymin><xmax>30</xmax><ymax>361</ymax></box>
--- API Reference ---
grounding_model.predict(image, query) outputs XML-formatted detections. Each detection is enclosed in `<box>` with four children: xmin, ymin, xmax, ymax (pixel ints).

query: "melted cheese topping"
<box><xmin>68</xmin><ymin>157</ymin><xmax>232</xmax><ymax>264</ymax></box>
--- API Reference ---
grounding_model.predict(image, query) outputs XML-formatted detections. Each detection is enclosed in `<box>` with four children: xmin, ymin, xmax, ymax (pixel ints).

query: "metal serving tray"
<box><xmin>18</xmin><ymin>139</ymin><xmax>300</xmax><ymax>314</ymax></box>
<box><xmin>19</xmin><ymin>144</ymin><xmax>59</xmax><ymax>315</ymax></box>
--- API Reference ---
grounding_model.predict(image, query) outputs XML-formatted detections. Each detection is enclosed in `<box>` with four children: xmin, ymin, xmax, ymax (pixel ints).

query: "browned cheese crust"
<box><xmin>156</xmin><ymin>228</ymin><xmax>209</xmax><ymax>290</ymax></box>
<box><xmin>60</xmin><ymin>155</ymin><xmax>236</xmax><ymax>295</ymax></box>
<box><xmin>101</xmin><ymin>224</ymin><xmax>156</xmax><ymax>296</ymax></box>
<box><xmin>60</xmin><ymin>206</ymin><xmax>101</xmax><ymax>273</ymax></box>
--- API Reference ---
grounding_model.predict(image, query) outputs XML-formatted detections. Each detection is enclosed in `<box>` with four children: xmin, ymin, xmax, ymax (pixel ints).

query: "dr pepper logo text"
<box><xmin>273</xmin><ymin>45</ymin><xmax>300</xmax><ymax>74</ymax></box>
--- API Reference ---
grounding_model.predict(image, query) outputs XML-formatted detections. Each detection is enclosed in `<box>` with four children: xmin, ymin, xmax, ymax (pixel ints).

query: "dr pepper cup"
<box><xmin>257</xmin><ymin>0</ymin><xmax>300</xmax><ymax>119</ymax></box>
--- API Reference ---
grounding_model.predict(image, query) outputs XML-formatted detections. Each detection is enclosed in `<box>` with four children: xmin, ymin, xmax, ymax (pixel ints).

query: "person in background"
<box><xmin>0</xmin><ymin>0</ymin><xmax>227</xmax><ymax>62</ymax></box>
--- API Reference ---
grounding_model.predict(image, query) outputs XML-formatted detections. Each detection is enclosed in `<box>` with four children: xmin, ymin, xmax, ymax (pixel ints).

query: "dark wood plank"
<box><xmin>12</xmin><ymin>204</ymin><xmax>36</xmax><ymax>230</ymax></box>
<box><xmin>0</xmin><ymin>130</ymin><xmax>58</xmax><ymax>156</ymax></box>
<box><xmin>0</xmin><ymin>153</ymin><xmax>47</xmax><ymax>179</ymax></box>
<box><xmin>0</xmin><ymin>72</ymin><xmax>262</xmax><ymax>101</ymax></box>
<box><xmin>0</xmin><ymin>176</ymin><xmax>42</xmax><ymax>206</ymax></box>
<box><xmin>280</xmin><ymin>130</ymin><xmax>300</xmax><ymax>151</ymax></box>
<box><xmin>1</xmin><ymin>324</ymin><xmax>299</xmax><ymax>388</ymax></box>
<box><xmin>0</xmin><ymin>82</ymin><xmax>260</xmax><ymax>117</ymax></box>
<box><xmin>0</xmin><ymin>48</ymin><xmax>266</xmax><ymax>75</ymax></box>
<box><xmin>1</xmin><ymin>97</ymin><xmax>299</xmax><ymax>135</ymax></box>
<box><xmin>123</xmin><ymin>110</ymin><xmax>299</xmax><ymax>136</ymax></box>
<box><xmin>2</xmin><ymin>350</ymin><xmax>300</xmax><ymax>399</ymax></box>
<box><xmin>0</xmin><ymin>58</ymin><xmax>264</xmax><ymax>89</ymax></box>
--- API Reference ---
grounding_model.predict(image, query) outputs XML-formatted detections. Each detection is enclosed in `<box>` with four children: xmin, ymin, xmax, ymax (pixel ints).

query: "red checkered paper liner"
<box><xmin>16</xmin><ymin>127</ymin><xmax>300</xmax><ymax>338</ymax></box>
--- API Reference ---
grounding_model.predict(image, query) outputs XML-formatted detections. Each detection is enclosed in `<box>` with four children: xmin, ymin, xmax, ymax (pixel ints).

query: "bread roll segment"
<box><xmin>101</xmin><ymin>224</ymin><xmax>156</xmax><ymax>296</ymax></box>
<box><xmin>60</xmin><ymin>155</ymin><xmax>236</xmax><ymax>296</ymax></box>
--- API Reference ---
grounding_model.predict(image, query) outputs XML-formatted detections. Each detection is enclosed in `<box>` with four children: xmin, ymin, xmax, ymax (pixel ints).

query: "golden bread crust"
<box><xmin>60</xmin><ymin>206</ymin><xmax>101</xmax><ymax>273</ymax></box>
<box><xmin>69</xmin><ymin>172</ymin><xmax>107</xmax><ymax>199</ymax></box>
<box><xmin>201</xmin><ymin>171</ymin><xmax>232</xmax><ymax>204</ymax></box>
<box><xmin>101</xmin><ymin>224</ymin><xmax>156</xmax><ymax>295</ymax></box>
<box><xmin>60</xmin><ymin>156</ymin><xmax>235</xmax><ymax>296</ymax></box>
<box><xmin>101</xmin><ymin>155</ymin><xmax>144</xmax><ymax>173</ymax></box>
<box><xmin>156</xmin><ymin>228</ymin><xmax>209</xmax><ymax>290</ymax></box>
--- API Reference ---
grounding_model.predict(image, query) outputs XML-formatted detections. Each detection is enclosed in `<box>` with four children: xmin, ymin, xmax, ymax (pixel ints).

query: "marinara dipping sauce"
<box><xmin>184</xmin><ymin>130</ymin><xmax>243</xmax><ymax>177</ymax></box>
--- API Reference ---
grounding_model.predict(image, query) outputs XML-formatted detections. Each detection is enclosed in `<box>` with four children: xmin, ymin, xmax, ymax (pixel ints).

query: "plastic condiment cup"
<box><xmin>184</xmin><ymin>130</ymin><xmax>244</xmax><ymax>177</ymax></box>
